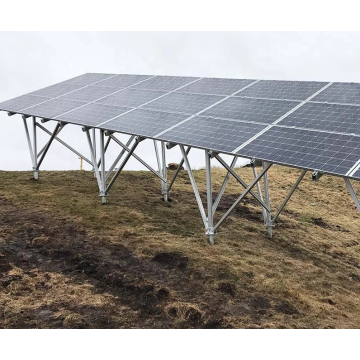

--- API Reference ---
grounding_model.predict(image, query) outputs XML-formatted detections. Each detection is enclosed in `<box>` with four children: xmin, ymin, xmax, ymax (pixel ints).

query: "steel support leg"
<box><xmin>32</xmin><ymin>117</ymin><xmax>38</xmax><ymax>179</ymax></box>
<box><xmin>344</xmin><ymin>178</ymin><xmax>360</xmax><ymax>214</ymax></box>
<box><xmin>205</xmin><ymin>150</ymin><xmax>215</xmax><ymax>244</ymax></box>
<box><xmin>263</xmin><ymin>162</ymin><xmax>272</xmax><ymax>237</ymax></box>
<box><xmin>99</xmin><ymin>129</ymin><xmax>107</xmax><ymax>204</ymax></box>
<box><xmin>252</xmin><ymin>165</ymin><xmax>266</xmax><ymax>221</ymax></box>
<box><xmin>92</xmin><ymin>128</ymin><xmax>97</xmax><ymax>177</ymax></box>
<box><xmin>161</xmin><ymin>141</ymin><xmax>168</xmax><ymax>202</ymax></box>
<box><xmin>180</xmin><ymin>145</ymin><xmax>207</xmax><ymax>227</ymax></box>
<box><xmin>23</xmin><ymin>117</ymin><xmax>36</xmax><ymax>178</ymax></box>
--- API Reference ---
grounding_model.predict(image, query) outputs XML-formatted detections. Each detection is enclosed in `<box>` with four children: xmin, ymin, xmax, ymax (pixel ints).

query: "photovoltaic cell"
<box><xmin>0</xmin><ymin>94</ymin><xmax>50</xmax><ymax>112</ymax></box>
<box><xmin>28</xmin><ymin>83</ymin><xmax>84</xmax><ymax>98</ymax></box>
<box><xmin>55</xmin><ymin>103</ymin><xmax>132</xmax><ymax>127</ymax></box>
<box><xmin>132</xmin><ymin>76</ymin><xmax>199</xmax><ymax>92</ymax></box>
<box><xmin>22</xmin><ymin>99</ymin><xmax>87</xmax><ymax>119</ymax></box>
<box><xmin>59</xmin><ymin>86</ymin><xmax>121</xmax><ymax>102</ymax></box>
<box><xmin>143</xmin><ymin>92</ymin><xmax>224</xmax><ymax>115</ymax></box>
<box><xmin>104</xmin><ymin>109</ymin><xmax>187</xmax><ymax>137</ymax></box>
<box><xmin>96</xmin><ymin>88</ymin><xmax>167</xmax><ymax>108</ymax></box>
<box><xmin>280</xmin><ymin>102</ymin><xmax>360</xmax><ymax>135</ymax></box>
<box><xmin>158</xmin><ymin>116</ymin><xmax>267</xmax><ymax>153</ymax></box>
<box><xmin>239</xmin><ymin>80</ymin><xmax>327</xmax><ymax>101</ymax></box>
<box><xmin>311</xmin><ymin>82</ymin><xmax>360</xmax><ymax>105</ymax></box>
<box><xmin>95</xmin><ymin>74</ymin><xmax>152</xmax><ymax>88</ymax></box>
<box><xmin>202</xmin><ymin>97</ymin><xmax>300</xmax><ymax>124</ymax></box>
<box><xmin>239</xmin><ymin>126</ymin><xmax>360</xmax><ymax>177</ymax></box>
<box><xmin>178</xmin><ymin>78</ymin><xmax>255</xmax><ymax>96</ymax></box>
<box><xmin>60</xmin><ymin>73</ymin><xmax>115</xmax><ymax>86</ymax></box>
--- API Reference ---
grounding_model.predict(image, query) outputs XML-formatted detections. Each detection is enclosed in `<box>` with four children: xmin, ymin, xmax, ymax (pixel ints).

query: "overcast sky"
<box><xmin>1</xmin><ymin>31</ymin><xmax>360</xmax><ymax>172</ymax></box>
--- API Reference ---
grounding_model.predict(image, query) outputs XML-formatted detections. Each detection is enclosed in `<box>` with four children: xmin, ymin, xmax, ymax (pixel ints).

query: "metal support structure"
<box><xmin>271</xmin><ymin>169</ymin><xmax>307</xmax><ymax>224</ymax></box>
<box><xmin>106</xmin><ymin>137</ymin><xmax>141</xmax><ymax>193</ymax></box>
<box><xmin>36</xmin><ymin>122</ymin><xmax>92</xmax><ymax>166</ymax></box>
<box><xmin>167</xmin><ymin>146</ymin><xmax>191</xmax><ymax>193</ymax></box>
<box><xmin>214</xmin><ymin>163</ymin><xmax>273</xmax><ymax>231</ymax></box>
<box><xmin>32</xmin><ymin>117</ymin><xmax>38</xmax><ymax>179</ymax></box>
<box><xmin>92</xmin><ymin>128</ymin><xmax>97</xmax><ymax>177</ymax></box>
<box><xmin>161</xmin><ymin>141</ymin><xmax>168</xmax><ymax>202</ymax></box>
<box><xmin>252</xmin><ymin>165</ymin><xmax>266</xmax><ymax>221</ymax></box>
<box><xmin>180</xmin><ymin>145</ymin><xmax>207</xmax><ymax>227</ymax></box>
<box><xmin>205</xmin><ymin>150</ymin><xmax>214</xmax><ymax>244</ymax></box>
<box><xmin>22</xmin><ymin>117</ymin><xmax>36</xmax><ymax>175</ymax></box>
<box><xmin>262</xmin><ymin>162</ymin><xmax>272</xmax><ymax>237</ymax></box>
<box><xmin>99</xmin><ymin>129</ymin><xmax>107</xmax><ymax>204</ymax></box>
<box><xmin>344</xmin><ymin>178</ymin><xmax>360</xmax><ymax>214</ymax></box>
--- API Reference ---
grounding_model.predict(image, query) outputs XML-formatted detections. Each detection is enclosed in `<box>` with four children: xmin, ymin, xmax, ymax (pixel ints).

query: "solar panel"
<box><xmin>202</xmin><ymin>97</ymin><xmax>300</xmax><ymax>124</ymax></box>
<box><xmin>0</xmin><ymin>94</ymin><xmax>50</xmax><ymax>112</ymax></box>
<box><xmin>22</xmin><ymin>98</ymin><xmax>87</xmax><ymax>119</ymax></box>
<box><xmin>280</xmin><ymin>102</ymin><xmax>360</xmax><ymax>135</ymax></box>
<box><xmin>60</xmin><ymin>86</ymin><xmax>123</xmax><ymax>102</ymax></box>
<box><xmin>60</xmin><ymin>73</ymin><xmax>115</xmax><ymax>86</ymax></box>
<box><xmin>238</xmin><ymin>126</ymin><xmax>360</xmax><ymax>177</ymax></box>
<box><xmin>104</xmin><ymin>109</ymin><xmax>187</xmax><ymax>138</ymax></box>
<box><xmin>132</xmin><ymin>76</ymin><xmax>199</xmax><ymax>92</ymax></box>
<box><xmin>239</xmin><ymin>80</ymin><xmax>327</xmax><ymax>101</ymax></box>
<box><xmin>143</xmin><ymin>92</ymin><xmax>225</xmax><ymax>115</ymax></box>
<box><xmin>55</xmin><ymin>103</ymin><xmax>132</xmax><ymax>127</ymax></box>
<box><xmin>311</xmin><ymin>82</ymin><xmax>360</xmax><ymax>105</ymax></box>
<box><xmin>95</xmin><ymin>74</ymin><xmax>153</xmax><ymax>88</ymax></box>
<box><xmin>157</xmin><ymin>116</ymin><xmax>267</xmax><ymax>153</ymax></box>
<box><xmin>28</xmin><ymin>83</ymin><xmax>84</xmax><ymax>98</ymax></box>
<box><xmin>178</xmin><ymin>78</ymin><xmax>255</xmax><ymax>96</ymax></box>
<box><xmin>96</xmin><ymin>88</ymin><xmax>167</xmax><ymax>108</ymax></box>
<box><xmin>2</xmin><ymin>72</ymin><xmax>360</xmax><ymax>180</ymax></box>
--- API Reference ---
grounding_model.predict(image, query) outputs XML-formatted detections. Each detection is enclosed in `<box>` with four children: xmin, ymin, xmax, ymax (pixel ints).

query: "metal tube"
<box><xmin>205</xmin><ymin>150</ymin><xmax>214</xmax><ymax>244</ymax></box>
<box><xmin>106</xmin><ymin>135</ymin><xmax>135</xmax><ymax>180</ymax></box>
<box><xmin>110</xmin><ymin>135</ymin><xmax>166</xmax><ymax>182</ymax></box>
<box><xmin>97</xmin><ymin>136</ymin><xmax>111</xmax><ymax>168</ymax></box>
<box><xmin>212</xmin><ymin>156</ymin><xmax>238</xmax><ymax>213</ymax></box>
<box><xmin>36</xmin><ymin>125</ymin><xmax>64</xmax><ymax>158</ymax></box>
<box><xmin>344</xmin><ymin>178</ymin><xmax>360</xmax><ymax>213</ymax></box>
<box><xmin>263</xmin><ymin>162</ymin><xmax>272</xmax><ymax>237</ymax></box>
<box><xmin>22</xmin><ymin>117</ymin><xmax>36</xmax><ymax>169</ymax></box>
<box><xmin>154</xmin><ymin>140</ymin><xmax>161</xmax><ymax>173</ymax></box>
<box><xmin>106</xmin><ymin>138</ymin><xmax>140</xmax><ymax>193</ymax></box>
<box><xmin>253</xmin><ymin>165</ymin><xmax>266</xmax><ymax>221</ymax></box>
<box><xmin>161</xmin><ymin>141</ymin><xmax>168</xmax><ymax>202</ymax></box>
<box><xmin>32</xmin><ymin>117</ymin><xmax>38</xmax><ymax>179</ymax></box>
<box><xmin>272</xmin><ymin>169</ymin><xmax>307</xmax><ymax>223</ymax></box>
<box><xmin>215</xmin><ymin>155</ymin><xmax>270</xmax><ymax>213</ymax></box>
<box><xmin>36</xmin><ymin>123</ymin><xmax>92</xmax><ymax>165</ymax></box>
<box><xmin>86</xmin><ymin>130</ymin><xmax>102</xmax><ymax>190</ymax></box>
<box><xmin>167</xmin><ymin>146</ymin><xmax>191</xmax><ymax>192</ymax></box>
<box><xmin>214</xmin><ymin>163</ymin><xmax>272</xmax><ymax>231</ymax></box>
<box><xmin>180</xmin><ymin>145</ymin><xmax>207</xmax><ymax>227</ymax></box>
<box><xmin>37</xmin><ymin>122</ymin><xmax>61</xmax><ymax>169</ymax></box>
<box><xmin>100</xmin><ymin>130</ymin><xmax>107</xmax><ymax>204</ymax></box>
<box><xmin>92</xmin><ymin>128</ymin><xmax>96</xmax><ymax>177</ymax></box>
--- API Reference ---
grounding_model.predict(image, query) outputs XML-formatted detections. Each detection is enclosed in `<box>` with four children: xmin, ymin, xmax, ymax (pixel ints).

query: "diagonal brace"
<box><xmin>344</xmin><ymin>178</ymin><xmax>360</xmax><ymax>214</ymax></box>
<box><xmin>168</xmin><ymin>146</ymin><xmax>191</xmax><ymax>193</ymax></box>
<box><xmin>214</xmin><ymin>163</ymin><xmax>272</xmax><ymax>231</ymax></box>
<box><xmin>215</xmin><ymin>155</ymin><xmax>270</xmax><ymax>213</ymax></box>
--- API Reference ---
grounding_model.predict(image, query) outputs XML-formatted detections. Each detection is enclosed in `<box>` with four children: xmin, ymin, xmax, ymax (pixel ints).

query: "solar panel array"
<box><xmin>1</xmin><ymin>73</ymin><xmax>360</xmax><ymax>180</ymax></box>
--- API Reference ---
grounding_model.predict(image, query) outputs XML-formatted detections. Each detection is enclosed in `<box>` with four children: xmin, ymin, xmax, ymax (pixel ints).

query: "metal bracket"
<box><xmin>312</xmin><ymin>171</ymin><xmax>323</xmax><ymax>181</ymax></box>
<box><xmin>166</xmin><ymin>142</ymin><xmax>177</xmax><ymax>150</ymax></box>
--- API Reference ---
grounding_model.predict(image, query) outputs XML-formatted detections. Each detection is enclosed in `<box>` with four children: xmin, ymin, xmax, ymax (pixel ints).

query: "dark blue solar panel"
<box><xmin>132</xmin><ymin>76</ymin><xmax>199</xmax><ymax>92</ymax></box>
<box><xmin>239</xmin><ymin>80</ymin><xmax>327</xmax><ymax>101</ymax></box>
<box><xmin>312</xmin><ymin>82</ymin><xmax>360</xmax><ymax>105</ymax></box>
<box><xmin>104</xmin><ymin>109</ymin><xmax>187</xmax><ymax>137</ymax></box>
<box><xmin>95</xmin><ymin>74</ymin><xmax>153</xmax><ymax>88</ymax></box>
<box><xmin>202</xmin><ymin>97</ymin><xmax>299</xmax><ymax>124</ymax></box>
<box><xmin>0</xmin><ymin>94</ymin><xmax>50</xmax><ymax>112</ymax></box>
<box><xmin>281</xmin><ymin>102</ymin><xmax>360</xmax><ymax>135</ymax></box>
<box><xmin>239</xmin><ymin>126</ymin><xmax>360</xmax><ymax>177</ymax></box>
<box><xmin>157</xmin><ymin>116</ymin><xmax>267</xmax><ymax>153</ymax></box>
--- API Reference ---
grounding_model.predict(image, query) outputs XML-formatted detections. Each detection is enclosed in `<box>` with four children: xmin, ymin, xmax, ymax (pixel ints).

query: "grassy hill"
<box><xmin>0</xmin><ymin>166</ymin><xmax>360</xmax><ymax>328</ymax></box>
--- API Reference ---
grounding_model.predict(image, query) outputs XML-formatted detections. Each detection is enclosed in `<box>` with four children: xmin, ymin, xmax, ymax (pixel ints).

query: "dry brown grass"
<box><xmin>0</xmin><ymin>165</ymin><xmax>359</xmax><ymax>328</ymax></box>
